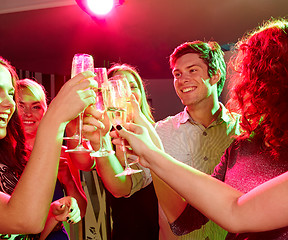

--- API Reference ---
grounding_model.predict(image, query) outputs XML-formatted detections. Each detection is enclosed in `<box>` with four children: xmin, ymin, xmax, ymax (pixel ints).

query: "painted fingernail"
<box><xmin>70</xmin><ymin>208</ymin><xmax>73</xmax><ymax>213</ymax></box>
<box><xmin>116</xmin><ymin>125</ymin><xmax>122</xmax><ymax>131</ymax></box>
<box><xmin>60</xmin><ymin>204</ymin><xmax>65</xmax><ymax>209</ymax></box>
<box><xmin>66</xmin><ymin>217</ymin><xmax>69</xmax><ymax>221</ymax></box>
<box><xmin>68</xmin><ymin>220</ymin><xmax>72</xmax><ymax>223</ymax></box>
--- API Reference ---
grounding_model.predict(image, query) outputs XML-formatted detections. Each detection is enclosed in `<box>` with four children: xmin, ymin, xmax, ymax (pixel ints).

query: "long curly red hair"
<box><xmin>227</xmin><ymin>19</ymin><xmax>288</xmax><ymax>155</ymax></box>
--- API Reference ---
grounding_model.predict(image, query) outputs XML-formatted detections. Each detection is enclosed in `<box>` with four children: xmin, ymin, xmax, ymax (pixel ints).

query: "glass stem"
<box><xmin>77</xmin><ymin>112</ymin><xmax>84</xmax><ymax>146</ymax></box>
<box><xmin>98</xmin><ymin>129</ymin><xmax>103</xmax><ymax>151</ymax></box>
<box><xmin>122</xmin><ymin>139</ymin><xmax>130</xmax><ymax>169</ymax></box>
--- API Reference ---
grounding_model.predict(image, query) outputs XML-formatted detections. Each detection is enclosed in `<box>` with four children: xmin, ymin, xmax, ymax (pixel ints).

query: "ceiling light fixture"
<box><xmin>75</xmin><ymin>0</ymin><xmax>125</xmax><ymax>18</ymax></box>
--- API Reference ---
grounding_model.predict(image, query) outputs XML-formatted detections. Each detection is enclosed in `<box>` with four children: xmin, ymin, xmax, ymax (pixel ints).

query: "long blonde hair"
<box><xmin>108</xmin><ymin>64</ymin><xmax>154</xmax><ymax>124</ymax></box>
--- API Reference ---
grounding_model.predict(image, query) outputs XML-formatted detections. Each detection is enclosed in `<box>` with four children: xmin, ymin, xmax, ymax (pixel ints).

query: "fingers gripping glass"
<box><xmin>90</xmin><ymin>68</ymin><xmax>115</xmax><ymax>157</ymax></box>
<box><xmin>103</xmin><ymin>76</ymin><xmax>142</xmax><ymax>177</ymax></box>
<box><xmin>65</xmin><ymin>53</ymin><xmax>94</xmax><ymax>153</ymax></box>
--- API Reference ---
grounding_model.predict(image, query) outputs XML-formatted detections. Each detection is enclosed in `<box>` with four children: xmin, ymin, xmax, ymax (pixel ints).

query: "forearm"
<box><xmin>39</xmin><ymin>212</ymin><xmax>59</xmax><ymax>240</ymax></box>
<box><xmin>95</xmin><ymin>154</ymin><xmax>132</xmax><ymax>197</ymax></box>
<box><xmin>64</xmin><ymin>180</ymin><xmax>87</xmax><ymax>218</ymax></box>
<box><xmin>149</xmin><ymin>124</ymin><xmax>188</xmax><ymax>222</ymax></box>
<box><xmin>140</xmin><ymin>119</ymin><xmax>186</xmax><ymax>221</ymax></box>
<box><xmin>8</xmin><ymin>113</ymin><xmax>66</xmax><ymax>231</ymax></box>
<box><xmin>230</xmin><ymin>172</ymin><xmax>288</xmax><ymax>232</ymax></box>
<box><xmin>143</xmin><ymin>148</ymin><xmax>244</xmax><ymax>231</ymax></box>
<box><xmin>151</xmin><ymin>171</ymin><xmax>188</xmax><ymax>223</ymax></box>
<box><xmin>170</xmin><ymin>204</ymin><xmax>209</xmax><ymax>235</ymax></box>
<box><xmin>140</xmin><ymin>117</ymin><xmax>187</xmax><ymax>222</ymax></box>
<box><xmin>92</xmin><ymin>134</ymin><xmax>132</xmax><ymax>197</ymax></box>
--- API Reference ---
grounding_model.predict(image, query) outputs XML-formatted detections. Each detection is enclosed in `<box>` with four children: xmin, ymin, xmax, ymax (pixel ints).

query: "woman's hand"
<box><xmin>129</xmin><ymin>95</ymin><xmax>164</xmax><ymax>150</ymax></box>
<box><xmin>46</xmin><ymin>71</ymin><xmax>97</xmax><ymax>124</ymax></box>
<box><xmin>82</xmin><ymin>106</ymin><xmax>111</xmax><ymax>150</ymax></box>
<box><xmin>50</xmin><ymin>196</ymin><xmax>81</xmax><ymax>224</ymax></box>
<box><xmin>130</xmin><ymin>94</ymin><xmax>149</xmax><ymax>125</ymax></box>
<box><xmin>111</xmin><ymin>123</ymin><xmax>158</xmax><ymax>168</ymax></box>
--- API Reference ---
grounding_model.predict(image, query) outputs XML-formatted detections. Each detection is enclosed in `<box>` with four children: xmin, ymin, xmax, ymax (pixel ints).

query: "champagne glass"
<box><xmin>90</xmin><ymin>68</ymin><xmax>115</xmax><ymax>157</ymax></box>
<box><xmin>65</xmin><ymin>53</ymin><xmax>94</xmax><ymax>153</ymax></box>
<box><xmin>103</xmin><ymin>76</ymin><xmax>143</xmax><ymax>177</ymax></box>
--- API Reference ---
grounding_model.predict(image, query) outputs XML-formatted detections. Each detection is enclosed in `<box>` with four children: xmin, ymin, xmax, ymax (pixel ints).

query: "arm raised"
<box><xmin>0</xmin><ymin>71</ymin><xmax>96</xmax><ymax>234</ymax></box>
<box><xmin>115</xmin><ymin>123</ymin><xmax>288</xmax><ymax>233</ymax></box>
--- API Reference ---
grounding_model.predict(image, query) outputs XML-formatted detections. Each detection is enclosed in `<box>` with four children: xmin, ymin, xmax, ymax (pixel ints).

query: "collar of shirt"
<box><xmin>178</xmin><ymin>103</ymin><xmax>232</xmax><ymax>127</ymax></box>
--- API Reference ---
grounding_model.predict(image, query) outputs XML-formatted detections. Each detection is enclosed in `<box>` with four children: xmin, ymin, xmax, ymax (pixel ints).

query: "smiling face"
<box><xmin>17</xmin><ymin>87</ymin><xmax>47</xmax><ymax>139</ymax></box>
<box><xmin>172</xmin><ymin>53</ymin><xmax>218</xmax><ymax>109</ymax></box>
<box><xmin>0</xmin><ymin>65</ymin><xmax>16</xmax><ymax>139</ymax></box>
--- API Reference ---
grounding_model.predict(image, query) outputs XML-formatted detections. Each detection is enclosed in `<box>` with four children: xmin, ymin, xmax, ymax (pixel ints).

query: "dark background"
<box><xmin>1</xmin><ymin>0</ymin><xmax>288</xmax><ymax>78</ymax></box>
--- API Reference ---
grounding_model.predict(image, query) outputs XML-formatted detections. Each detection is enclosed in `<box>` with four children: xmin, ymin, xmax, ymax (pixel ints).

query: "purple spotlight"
<box><xmin>87</xmin><ymin>0</ymin><xmax>114</xmax><ymax>15</ymax></box>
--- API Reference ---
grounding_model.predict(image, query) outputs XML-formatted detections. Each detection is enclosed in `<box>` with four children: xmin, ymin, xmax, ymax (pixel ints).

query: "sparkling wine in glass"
<box><xmin>90</xmin><ymin>68</ymin><xmax>115</xmax><ymax>157</ymax></box>
<box><xmin>103</xmin><ymin>76</ymin><xmax>143</xmax><ymax>177</ymax></box>
<box><xmin>65</xmin><ymin>53</ymin><xmax>94</xmax><ymax>153</ymax></box>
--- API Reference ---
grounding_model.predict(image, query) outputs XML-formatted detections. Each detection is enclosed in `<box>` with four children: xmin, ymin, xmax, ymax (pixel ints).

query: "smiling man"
<box><xmin>154</xmin><ymin>41</ymin><xmax>240</xmax><ymax>240</ymax></box>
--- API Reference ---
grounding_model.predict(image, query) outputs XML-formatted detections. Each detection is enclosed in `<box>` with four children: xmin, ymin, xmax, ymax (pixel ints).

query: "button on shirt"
<box><xmin>155</xmin><ymin>103</ymin><xmax>240</xmax><ymax>240</ymax></box>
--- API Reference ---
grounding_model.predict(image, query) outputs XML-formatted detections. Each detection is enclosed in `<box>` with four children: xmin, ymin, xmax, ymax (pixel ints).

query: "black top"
<box><xmin>106</xmin><ymin>182</ymin><xmax>159</xmax><ymax>240</ymax></box>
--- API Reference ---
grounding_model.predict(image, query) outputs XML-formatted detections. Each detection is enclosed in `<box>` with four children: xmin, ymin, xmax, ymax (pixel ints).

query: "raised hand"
<box><xmin>50</xmin><ymin>196</ymin><xmax>81</xmax><ymax>224</ymax></box>
<box><xmin>129</xmin><ymin>95</ymin><xmax>163</xmax><ymax>150</ymax></box>
<box><xmin>111</xmin><ymin>123</ymin><xmax>159</xmax><ymax>168</ymax></box>
<box><xmin>82</xmin><ymin>105</ymin><xmax>110</xmax><ymax>150</ymax></box>
<box><xmin>47</xmin><ymin>71</ymin><xmax>97</xmax><ymax>126</ymax></box>
<box><xmin>129</xmin><ymin>94</ymin><xmax>148</xmax><ymax>125</ymax></box>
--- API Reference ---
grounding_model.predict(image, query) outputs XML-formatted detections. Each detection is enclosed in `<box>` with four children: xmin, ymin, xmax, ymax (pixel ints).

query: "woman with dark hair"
<box><xmin>112</xmin><ymin>18</ymin><xmax>288</xmax><ymax>239</ymax></box>
<box><xmin>0</xmin><ymin>58</ymin><xmax>27</xmax><ymax>184</ymax></box>
<box><xmin>0</xmin><ymin>56</ymin><xmax>96</xmax><ymax>236</ymax></box>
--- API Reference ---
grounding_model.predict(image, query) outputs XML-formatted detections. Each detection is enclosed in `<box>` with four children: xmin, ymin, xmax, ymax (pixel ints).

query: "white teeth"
<box><xmin>23</xmin><ymin>121</ymin><xmax>34</xmax><ymax>124</ymax></box>
<box><xmin>182</xmin><ymin>87</ymin><xmax>195</xmax><ymax>93</ymax></box>
<box><xmin>0</xmin><ymin>114</ymin><xmax>8</xmax><ymax>120</ymax></box>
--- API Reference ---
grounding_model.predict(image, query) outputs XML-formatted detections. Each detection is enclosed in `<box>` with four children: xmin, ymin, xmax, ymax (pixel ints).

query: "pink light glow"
<box><xmin>87</xmin><ymin>0</ymin><xmax>114</xmax><ymax>15</ymax></box>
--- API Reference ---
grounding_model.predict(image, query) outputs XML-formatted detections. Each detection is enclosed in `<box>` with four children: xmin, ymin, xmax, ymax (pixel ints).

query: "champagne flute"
<box><xmin>103</xmin><ymin>76</ymin><xmax>143</xmax><ymax>177</ymax></box>
<box><xmin>65</xmin><ymin>53</ymin><xmax>94</xmax><ymax>152</ymax></box>
<box><xmin>90</xmin><ymin>68</ymin><xmax>115</xmax><ymax>157</ymax></box>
